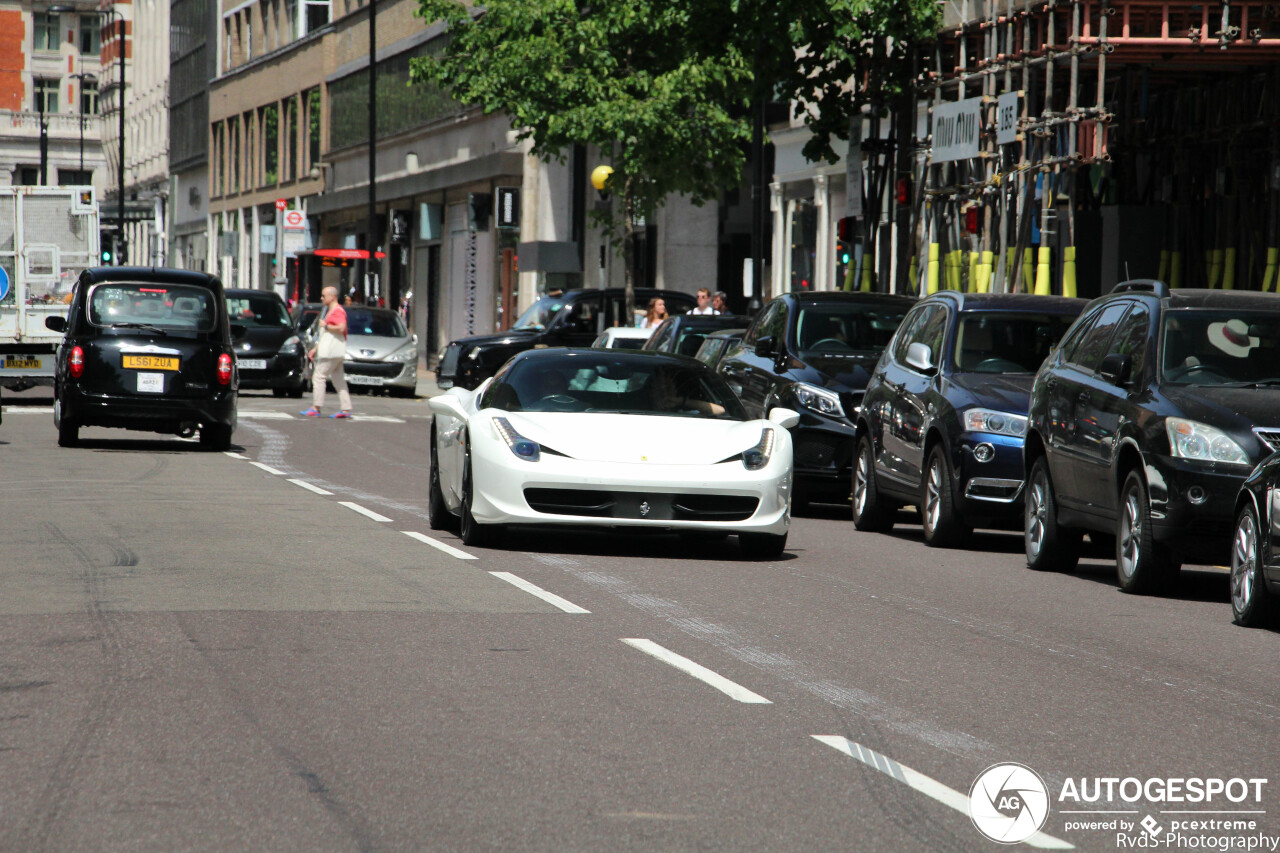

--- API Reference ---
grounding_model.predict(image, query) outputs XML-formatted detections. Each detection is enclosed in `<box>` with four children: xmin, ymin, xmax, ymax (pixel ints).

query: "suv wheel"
<box><xmin>1230</xmin><ymin>504</ymin><xmax>1277</xmax><ymax>627</ymax></box>
<box><xmin>1025</xmin><ymin>456</ymin><xmax>1081</xmax><ymax>571</ymax></box>
<box><xmin>1116</xmin><ymin>469</ymin><xmax>1177</xmax><ymax>594</ymax></box>
<box><xmin>921</xmin><ymin>444</ymin><xmax>969</xmax><ymax>547</ymax></box>
<box><xmin>851</xmin><ymin>435</ymin><xmax>894</xmax><ymax>532</ymax></box>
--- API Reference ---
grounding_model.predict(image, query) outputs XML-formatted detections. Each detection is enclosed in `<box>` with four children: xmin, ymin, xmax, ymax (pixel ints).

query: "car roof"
<box><xmin>80</xmin><ymin>266</ymin><xmax>222</xmax><ymax>288</ymax></box>
<box><xmin>1161</xmin><ymin>289</ymin><xmax>1280</xmax><ymax>310</ymax></box>
<box><xmin>224</xmin><ymin>288</ymin><xmax>285</xmax><ymax>299</ymax></box>
<box><xmin>558</xmin><ymin>287</ymin><xmax>696</xmax><ymax>302</ymax></box>
<box><xmin>786</xmin><ymin>291</ymin><xmax>916</xmax><ymax>306</ymax></box>
<box><xmin>927</xmin><ymin>291</ymin><xmax>1088</xmax><ymax>313</ymax></box>
<box><xmin>508</xmin><ymin>346</ymin><xmax>708</xmax><ymax>368</ymax></box>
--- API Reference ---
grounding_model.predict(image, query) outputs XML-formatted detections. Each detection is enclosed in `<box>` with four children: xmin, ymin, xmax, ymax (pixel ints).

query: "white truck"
<box><xmin>0</xmin><ymin>186</ymin><xmax>100</xmax><ymax>390</ymax></box>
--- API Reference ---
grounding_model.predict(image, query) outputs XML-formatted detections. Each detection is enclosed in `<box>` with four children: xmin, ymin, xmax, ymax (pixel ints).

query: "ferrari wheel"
<box><xmin>428</xmin><ymin>426</ymin><xmax>453</xmax><ymax>531</ymax></box>
<box><xmin>459</xmin><ymin>435</ymin><xmax>500</xmax><ymax>547</ymax></box>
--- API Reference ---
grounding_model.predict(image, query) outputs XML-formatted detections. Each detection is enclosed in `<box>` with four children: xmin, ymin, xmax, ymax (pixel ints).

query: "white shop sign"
<box><xmin>996</xmin><ymin>92</ymin><xmax>1020</xmax><ymax>146</ymax></box>
<box><xmin>931</xmin><ymin>97</ymin><xmax>982</xmax><ymax>163</ymax></box>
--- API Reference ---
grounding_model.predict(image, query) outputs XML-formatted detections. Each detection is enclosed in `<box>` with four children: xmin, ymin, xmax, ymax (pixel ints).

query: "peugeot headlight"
<box><xmin>493</xmin><ymin>416</ymin><xmax>540</xmax><ymax>462</ymax></box>
<box><xmin>277</xmin><ymin>335</ymin><xmax>301</xmax><ymax>355</ymax></box>
<box><xmin>963</xmin><ymin>408</ymin><xmax>1028</xmax><ymax>437</ymax></box>
<box><xmin>743</xmin><ymin>427</ymin><xmax>776</xmax><ymax>471</ymax></box>
<box><xmin>1166</xmin><ymin>418</ymin><xmax>1249</xmax><ymax>465</ymax></box>
<box><xmin>387</xmin><ymin>346</ymin><xmax>418</xmax><ymax>363</ymax></box>
<box><xmin>794</xmin><ymin>383</ymin><xmax>845</xmax><ymax>418</ymax></box>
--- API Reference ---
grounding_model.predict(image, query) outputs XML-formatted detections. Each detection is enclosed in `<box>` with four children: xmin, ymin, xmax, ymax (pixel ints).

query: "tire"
<box><xmin>1230</xmin><ymin>503</ymin><xmax>1278</xmax><ymax>627</ymax></box>
<box><xmin>389</xmin><ymin>386</ymin><xmax>416</xmax><ymax>399</ymax></box>
<box><xmin>288</xmin><ymin>386</ymin><xmax>304</xmax><ymax>399</ymax></box>
<box><xmin>1116</xmin><ymin>469</ymin><xmax>1177</xmax><ymax>594</ymax></box>
<box><xmin>739</xmin><ymin>531</ymin><xmax>788</xmax><ymax>560</ymax></box>
<box><xmin>427</xmin><ymin>427</ymin><xmax>453</xmax><ymax>531</ymax></box>
<box><xmin>200</xmin><ymin>422</ymin><xmax>233</xmax><ymax>451</ymax></box>
<box><xmin>851</xmin><ymin>435</ymin><xmax>894</xmax><ymax>532</ymax></box>
<box><xmin>272</xmin><ymin>388</ymin><xmax>288</xmax><ymax>398</ymax></box>
<box><xmin>459</xmin><ymin>436</ymin><xmax>500</xmax><ymax>547</ymax></box>
<box><xmin>1024</xmin><ymin>456</ymin><xmax>1081</xmax><ymax>572</ymax></box>
<box><xmin>57</xmin><ymin>415</ymin><xmax>79</xmax><ymax>448</ymax></box>
<box><xmin>921</xmin><ymin>444</ymin><xmax>970</xmax><ymax>547</ymax></box>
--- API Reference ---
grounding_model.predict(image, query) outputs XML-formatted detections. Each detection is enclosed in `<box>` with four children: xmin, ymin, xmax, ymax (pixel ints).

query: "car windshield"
<box><xmin>1160</xmin><ymin>309</ymin><xmax>1280</xmax><ymax>385</ymax></box>
<box><xmin>486</xmin><ymin>351</ymin><xmax>746</xmax><ymax>420</ymax></box>
<box><xmin>511</xmin><ymin>295</ymin><xmax>569</xmax><ymax>331</ymax></box>
<box><xmin>226</xmin><ymin>294</ymin><xmax>291</xmax><ymax>328</ymax></box>
<box><xmin>795</xmin><ymin>303</ymin><xmax>909</xmax><ymax>357</ymax></box>
<box><xmin>955</xmin><ymin>312</ymin><xmax>1079</xmax><ymax>373</ymax></box>
<box><xmin>610</xmin><ymin>336</ymin><xmax>648</xmax><ymax>350</ymax></box>
<box><xmin>346</xmin><ymin>308</ymin><xmax>407</xmax><ymax>338</ymax></box>
<box><xmin>88</xmin><ymin>282</ymin><xmax>217</xmax><ymax>332</ymax></box>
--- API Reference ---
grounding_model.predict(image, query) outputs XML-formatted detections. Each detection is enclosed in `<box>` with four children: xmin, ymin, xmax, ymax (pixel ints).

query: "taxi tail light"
<box><xmin>68</xmin><ymin>346</ymin><xmax>85</xmax><ymax>378</ymax></box>
<box><xmin>216</xmin><ymin>353</ymin><xmax>233</xmax><ymax>385</ymax></box>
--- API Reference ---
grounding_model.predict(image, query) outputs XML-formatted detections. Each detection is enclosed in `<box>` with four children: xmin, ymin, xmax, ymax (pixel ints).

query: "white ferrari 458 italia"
<box><xmin>427</xmin><ymin>348</ymin><xmax>798</xmax><ymax>557</ymax></box>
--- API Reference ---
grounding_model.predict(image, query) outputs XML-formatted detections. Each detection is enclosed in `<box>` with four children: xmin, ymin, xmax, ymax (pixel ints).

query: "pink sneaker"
<box><xmin>331</xmin><ymin>411</ymin><xmax>352</xmax><ymax>419</ymax></box>
<box><xmin>300</xmin><ymin>408</ymin><xmax>321</xmax><ymax>417</ymax></box>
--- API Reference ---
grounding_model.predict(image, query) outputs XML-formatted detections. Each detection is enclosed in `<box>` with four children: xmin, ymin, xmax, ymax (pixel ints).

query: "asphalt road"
<box><xmin>1</xmin><ymin>385</ymin><xmax>1277</xmax><ymax>852</ymax></box>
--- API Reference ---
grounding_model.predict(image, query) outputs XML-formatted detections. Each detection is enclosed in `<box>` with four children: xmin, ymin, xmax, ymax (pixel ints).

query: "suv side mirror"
<box><xmin>1099</xmin><ymin>353</ymin><xmax>1132</xmax><ymax>386</ymax></box>
<box><xmin>754</xmin><ymin>335</ymin><xmax>776</xmax><ymax>358</ymax></box>
<box><xmin>905</xmin><ymin>342</ymin><xmax>934</xmax><ymax>373</ymax></box>
<box><xmin>45</xmin><ymin>316</ymin><xmax>67</xmax><ymax>333</ymax></box>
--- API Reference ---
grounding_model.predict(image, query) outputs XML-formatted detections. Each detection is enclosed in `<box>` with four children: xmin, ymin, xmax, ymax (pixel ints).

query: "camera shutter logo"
<box><xmin>969</xmin><ymin>763</ymin><xmax>1051</xmax><ymax>844</ymax></box>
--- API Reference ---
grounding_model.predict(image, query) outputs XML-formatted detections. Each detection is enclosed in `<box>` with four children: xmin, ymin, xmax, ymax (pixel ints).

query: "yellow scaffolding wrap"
<box><xmin>1158</xmin><ymin>250</ymin><xmax>1169</xmax><ymax>282</ymax></box>
<box><xmin>1034</xmin><ymin>246</ymin><xmax>1052</xmax><ymax>296</ymax></box>
<box><xmin>976</xmin><ymin>250</ymin><xmax>993</xmax><ymax>293</ymax></box>
<box><xmin>968</xmin><ymin>252</ymin><xmax>979</xmax><ymax>293</ymax></box>
<box><xmin>1263</xmin><ymin>248</ymin><xmax>1279</xmax><ymax>293</ymax></box>
<box><xmin>1207</xmin><ymin>249</ymin><xmax>1222</xmax><ymax>289</ymax></box>
<box><xmin>1022</xmin><ymin>248</ymin><xmax>1035</xmax><ymax>294</ymax></box>
<box><xmin>1221</xmin><ymin>247</ymin><xmax>1236</xmax><ymax>290</ymax></box>
<box><xmin>927</xmin><ymin>244</ymin><xmax>940</xmax><ymax>294</ymax></box>
<box><xmin>1062</xmin><ymin>246</ymin><xmax>1077</xmax><ymax>298</ymax></box>
<box><xmin>1170</xmin><ymin>251</ymin><xmax>1183</xmax><ymax>289</ymax></box>
<box><xmin>908</xmin><ymin>255</ymin><xmax>919</xmax><ymax>293</ymax></box>
<box><xmin>861</xmin><ymin>264</ymin><xmax>873</xmax><ymax>292</ymax></box>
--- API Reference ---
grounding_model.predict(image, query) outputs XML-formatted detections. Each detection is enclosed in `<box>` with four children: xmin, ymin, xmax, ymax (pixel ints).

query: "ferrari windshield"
<box><xmin>1160</xmin><ymin>309</ymin><xmax>1280</xmax><ymax>385</ymax></box>
<box><xmin>485</xmin><ymin>350</ymin><xmax>747</xmax><ymax>420</ymax></box>
<box><xmin>511</xmin><ymin>295</ymin><xmax>569</xmax><ymax>331</ymax></box>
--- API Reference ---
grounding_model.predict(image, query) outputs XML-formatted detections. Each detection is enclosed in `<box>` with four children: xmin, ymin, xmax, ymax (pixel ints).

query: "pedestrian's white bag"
<box><xmin>316</xmin><ymin>308</ymin><xmax>346</xmax><ymax>359</ymax></box>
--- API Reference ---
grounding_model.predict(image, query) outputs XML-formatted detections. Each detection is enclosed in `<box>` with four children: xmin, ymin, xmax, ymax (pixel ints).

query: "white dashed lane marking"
<box><xmin>250</xmin><ymin>461</ymin><xmax>287</xmax><ymax>475</ymax></box>
<box><xmin>339</xmin><ymin>501</ymin><xmax>392</xmax><ymax>522</ymax></box>
<box><xmin>288</xmin><ymin>478</ymin><xmax>334</xmax><ymax>496</ymax></box>
<box><xmin>621</xmin><ymin>638</ymin><xmax>771</xmax><ymax>704</ymax></box>
<box><xmin>402</xmin><ymin>530</ymin><xmax>476</xmax><ymax>560</ymax></box>
<box><xmin>812</xmin><ymin>736</ymin><xmax>1074</xmax><ymax>850</ymax></box>
<box><xmin>489</xmin><ymin>571</ymin><xmax>589</xmax><ymax>613</ymax></box>
<box><xmin>223</xmin><ymin>451</ymin><xmax>250</xmax><ymax>459</ymax></box>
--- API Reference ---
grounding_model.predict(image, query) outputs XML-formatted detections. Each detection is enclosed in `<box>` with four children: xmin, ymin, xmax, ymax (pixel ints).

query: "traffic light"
<box><xmin>100</xmin><ymin>230</ymin><xmax>113</xmax><ymax>264</ymax></box>
<box><xmin>836</xmin><ymin>217</ymin><xmax>856</xmax><ymax>242</ymax></box>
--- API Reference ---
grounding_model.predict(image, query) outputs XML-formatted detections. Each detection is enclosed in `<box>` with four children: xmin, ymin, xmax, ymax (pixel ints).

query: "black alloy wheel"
<box><xmin>1024</xmin><ymin>455</ymin><xmax>1081</xmax><ymax>572</ymax></box>
<box><xmin>851</xmin><ymin>435</ymin><xmax>894</xmax><ymax>532</ymax></box>
<box><xmin>920</xmin><ymin>444</ymin><xmax>970</xmax><ymax>548</ymax></box>
<box><xmin>1230</xmin><ymin>503</ymin><xmax>1277</xmax><ymax>627</ymax></box>
<box><xmin>1116</xmin><ymin>469</ymin><xmax>1178</xmax><ymax>594</ymax></box>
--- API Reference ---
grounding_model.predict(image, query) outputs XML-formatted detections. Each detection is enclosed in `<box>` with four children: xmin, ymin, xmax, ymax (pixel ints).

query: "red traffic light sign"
<box><xmin>275</xmin><ymin>198</ymin><xmax>287</xmax><ymax>211</ymax></box>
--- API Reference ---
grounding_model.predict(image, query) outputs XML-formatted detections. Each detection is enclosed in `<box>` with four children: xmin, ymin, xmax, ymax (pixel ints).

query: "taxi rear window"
<box><xmin>88</xmin><ymin>283</ymin><xmax>217</xmax><ymax>332</ymax></box>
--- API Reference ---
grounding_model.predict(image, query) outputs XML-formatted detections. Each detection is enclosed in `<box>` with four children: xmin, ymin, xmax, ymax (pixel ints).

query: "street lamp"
<box><xmin>70</xmin><ymin>71</ymin><xmax>96</xmax><ymax>176</ymax></box>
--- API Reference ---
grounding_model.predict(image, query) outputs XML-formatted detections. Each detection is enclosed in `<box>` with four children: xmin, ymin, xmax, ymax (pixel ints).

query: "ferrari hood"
<box><xmin>493</xmin><ymin>412</ymin><xmax>772</xmax><ymax>465</ymax></box>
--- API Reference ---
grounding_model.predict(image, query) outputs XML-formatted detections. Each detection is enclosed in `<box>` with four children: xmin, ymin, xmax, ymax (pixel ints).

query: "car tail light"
<box><xmin>217</xmin><ymin>353</ymin><xmax>233</xmax><ymax>385</ymax></box>
<box><xmin>68</xmin><ymin>346</ymin><xmax>84</xmax><ymax>378</ymax></box>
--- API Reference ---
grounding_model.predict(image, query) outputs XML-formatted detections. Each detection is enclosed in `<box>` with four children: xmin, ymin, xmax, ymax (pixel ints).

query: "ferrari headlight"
<box><xmin>743</xmin><ymin>427</ymin><xmax>776</xmax><ymax>471</ymax></box>
<box><xmin>387</xmin><ymin>346</ymin><xmax>418</xmax><ymax>363</ymax></box>
<box><xmin>493</xmin><ymin>416</ymin><xmax>540</xmax><ymax>462</ymax></box>
<box><xmin>1166</xmin><ymin>418</ymin><xmax>1249</xmax><ymax>465</ymax></box>
<box><xmin>963</xmin><ymin>408</ymin><xmax>1028</xmax><ymax>437</ymax></box>
<box><xmin>794</xmin><ymin>383</ymin><xmax>845</xmax><ymax>418</ymax></box>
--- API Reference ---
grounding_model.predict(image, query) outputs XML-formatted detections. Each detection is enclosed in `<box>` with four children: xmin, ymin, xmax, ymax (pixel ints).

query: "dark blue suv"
<box><xmin>853</xmin><ymin>291</ymin><xmax>1085</xmax><ymax>546</ymax></box>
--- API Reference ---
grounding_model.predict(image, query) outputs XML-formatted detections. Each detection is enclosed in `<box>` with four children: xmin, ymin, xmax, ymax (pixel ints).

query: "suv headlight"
<box><xmin>794</xmin><ymin>383</ymin><xmax>844</xmax><ymax>418</ymax></box>
<box><xmin>743</xmin><ymin>427</ymin><xmax>776</xmax><ymax>471</ymax></box>
<box><xmin>387</xmin><ymin>346</ymin><xmax>418</xmax><ymax>363</ymax></box>
<box><xmin>277</xmin><ymin>335</ymin><xmax>301</xmax><ymax>356</ymax></box>
<box><xmin>963</xmin><ymin>408</ymin><xmax>1028</xmax><ymax>437</ymax></box>
<box><xmin>493</xmin><ymin>416</ymin><xmax>540</xmax><ymax>462</ymax></box>
<box><xmin>1166</xmin><ymin>418</ymin><xmax>1249</xmax><ymax>465</ymax></box>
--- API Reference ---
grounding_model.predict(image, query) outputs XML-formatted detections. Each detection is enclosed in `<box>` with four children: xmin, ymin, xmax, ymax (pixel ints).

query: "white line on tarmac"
<box><xmin>621</xmin><ymin>639</ymin><xmax>771</xmax><ymax>704</ymax></box>
<box><xmin>812</xmin><ymin>736</ymin><xmax>1074</xmax><ymax>850</ymax></box>
<box><xmin>223</xmin><ymin>451</ymin><xmax>250</xmax><ymax>459</ymax></box>
<box><xmin>238</xmin><ymin>411</ymin><xmax>295</xmax><ymax>420</ymax></box>
<box><xmin>0</xmin><ymin>406</ymin><xmax>54</xmax><ymax>413</ymax></box>
<box><xmin>249</xmin><ymin>461</ymin><xmax>287</xmax><ymax>475</ymax></box>
<box><xmin>489</xmin><ymin>571</ymin><xmax>589</xmax><ymax>613</ymax></box>
<box><xmin>351</xmin><ymin>415</ymin><xmax>405</xmax><ymax>423</ymax></box>
<box><xmin>339</xmin><ymin>501</ymin><xmax>392</xmax><ymax>522</ymax></box>
<box><xmin>288</xmin><ymin>478</ymin><xmax>334</xmax><ymax>496</ymax></box>
<box><xmin>402</xmin><ymin>530</ymin><xmax>476</xmax><ymax>560</ymax></box>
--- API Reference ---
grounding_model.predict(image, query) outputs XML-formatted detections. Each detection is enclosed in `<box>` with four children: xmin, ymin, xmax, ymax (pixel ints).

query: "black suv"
<box><xmin>46</xmin><ymin>267</ymin><xmax>239</xmax><ymax>449</ymax></box>
<box><xmin>225</xmin><ymin>288</ymin><xmax>306</xmax><ymax>397</ymax></box>
<box><xmin>716</xmin><ymin>291</ymin><xmax>914</xmax><ymax>505</ymax></box>
<box><xmin>1023</xmin><ymin>281</ymin><xmax>1280</xmax><ymax>592</ymax></box>
<box><xmin>436</xmin><ymin>288</ymin><xmax>696</xmax><ymax>390</ymax></box>
<box><xmin>854</xmin><ymin>292</ymin><xmax>1085</xmax><ymax>545</ymax></box>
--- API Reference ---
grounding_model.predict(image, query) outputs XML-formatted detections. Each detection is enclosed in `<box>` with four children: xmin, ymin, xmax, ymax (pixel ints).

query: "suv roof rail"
<box><xmin>1112</xmin><ymin>279</ymin><xmax>1170</xmax><ymax>298</ymax></box>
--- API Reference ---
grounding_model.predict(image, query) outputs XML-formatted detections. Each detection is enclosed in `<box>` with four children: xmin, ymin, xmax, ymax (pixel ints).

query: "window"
<box><xmin>224</xmin><ymin>20</ymin><xmax>233</xmax><ymax>68</ymax></box>
<box><xmin>34</xmin><ymin>78</ymin><xmax>60</xmax><ymax>114</ymax></box>
<box><xmin>893</xmin><ymin>305</ymin><xmax>945</xmax><ymax>372</ymax></box>
<box><xmin>262</xmin><ymin>103</ymin><xmax>278</xmax><ymax>186</ymax></box>
<box><xmin>79</xmin><ymin>16</ymin><xmax>100</xmax><ymax>54</ymax></box>
<box><xmin>304</xmin><ymin>0</ymin><xmax>329</xmax><ymax>34</ymax></box>
<box><xmin>244</xmin><ymin>111</ymin><xmax>256</xmax><ymax>189</ymax></box>
<box><xmin>58</xmin><ymin>168</ymin><xmax>93</xmax><ymax>185</ymax></box>
<box><xmin>285</xmin><ymin>94</ymin><xmax>299</xmax><ymax>181</ymax></box>
<box><xmin>306</xmin><ymin>87</ymin><xmax>321</xmax><ymax>168</ymax></box>
<box><xmin>743</xmin><ymin>300</ymin><xmax>783</xmax><ymax>347</ymax></box>
<box><xmin>284</xmin><ymin>0</ymin><xmax>298</xmax><ymax>41</ymax></box>
<box><xmin>245</xmin><ymin>10</ymin><xmax>253</xmax><ymax>59</ymax></box>
<box><xmin>16</xmin><ymin>166</ymin><xmax>40</xmax><ymax>186</ymax></box>
<box><xmin>1108</xmin><ymin>304</ymin><xmax>1151</xmax><ymax>381</ymax></box>
<box><xmin>80</xmin><ymin>80</ymin><xmax>98</xmax><ymax>115</ymax></box>
<box><xmin>1065</xmin><ymin>302</ymin><xmax>1129</xmax><ymax>373</ymax></box>
<box><xmin>229</xmin><ymin>115</ymin><xmax>241</xmax><ymax>192</ymax></box>
<box><xmin>34</xmin><ymin>13</ymin><xmax>60</xmax><ymax>51</ymax></box>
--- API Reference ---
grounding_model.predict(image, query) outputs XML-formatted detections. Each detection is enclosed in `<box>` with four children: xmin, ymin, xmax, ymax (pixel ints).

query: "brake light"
<box><xmin>217</xmin><ymin>353</ymin><xmax>233</xmax><ymax>385</ymax></box>
<box><xmin>69</xmin><ymin>346</ymin><xmax>84</xmax><ymax>378</ymax></box>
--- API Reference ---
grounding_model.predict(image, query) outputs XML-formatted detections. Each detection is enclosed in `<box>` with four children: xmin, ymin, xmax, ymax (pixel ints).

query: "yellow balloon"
<box><xmin>590</xmin><ymin>165</ymin><xmax>614</xmax><ymax>192</ymax></box>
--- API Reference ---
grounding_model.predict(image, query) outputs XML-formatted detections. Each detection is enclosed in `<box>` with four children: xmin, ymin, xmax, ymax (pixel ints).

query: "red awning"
<box><xmin>311</xmin><ymin>248</ymin><xmax>387</xmax><ymax>260</ymax></box>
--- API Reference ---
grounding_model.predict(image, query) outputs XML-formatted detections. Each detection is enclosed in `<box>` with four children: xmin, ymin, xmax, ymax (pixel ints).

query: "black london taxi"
<box><xmin>46</xmin><ymin>267</ymin><xmax>239</xmax><ymax>449</ymax></box>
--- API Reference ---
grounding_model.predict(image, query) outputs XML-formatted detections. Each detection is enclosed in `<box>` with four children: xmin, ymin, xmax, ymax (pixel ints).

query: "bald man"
<box><xmin>302</xmin><ymin>285</ymin><xmax>352</xmax><ymax>418</ymax></box>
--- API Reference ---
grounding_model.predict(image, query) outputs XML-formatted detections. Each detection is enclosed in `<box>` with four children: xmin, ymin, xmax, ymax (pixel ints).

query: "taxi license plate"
<box><xmin>347</xmin><ymin>374</ymin><xmax>384</xmax><ymax>386</ymax></box>
<box><xmin>4</xmin><ymin>356</ymin><xmax>41</xmax><ymax>369</ymax></box>
<box><xmin>123</xmin><ymin>355</ymin><xmax>179</xmax><ymax>371</ymax></box>
<box><xmin>238</xmin><ymin>359</ymin><xmax>267</xmax><ymax>370</ymax></box>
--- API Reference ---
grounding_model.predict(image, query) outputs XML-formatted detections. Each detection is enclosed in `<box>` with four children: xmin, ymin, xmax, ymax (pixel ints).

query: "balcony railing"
<box><xmin>1</xmin><ymin>111</ymin><xmax>102</xmax><ymax>140</ymax></box>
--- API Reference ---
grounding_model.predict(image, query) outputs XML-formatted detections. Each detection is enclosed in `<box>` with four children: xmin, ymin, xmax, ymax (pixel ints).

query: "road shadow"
<box><xmin>74</xmin><ymin>438</ymin><xmax>246</xmax><ymax>454</ymax></box>
<box><xmin>490</xmin><ymin>525</ymin><xmax>800</xmax><ymax>563</ymax></box>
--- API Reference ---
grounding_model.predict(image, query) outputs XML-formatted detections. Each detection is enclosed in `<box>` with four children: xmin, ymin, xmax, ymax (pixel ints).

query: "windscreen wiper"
<box><xmin>111</xmin><ymin>322</ymin><xmax>168</xmax><ymax>336</ymax></box>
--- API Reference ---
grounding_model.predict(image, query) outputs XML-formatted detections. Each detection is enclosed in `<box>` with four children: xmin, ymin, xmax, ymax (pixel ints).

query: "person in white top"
<box><xmin>639</xmin><ymin>297</ymin><xmax>668</xmax><ymax>329</ymax></box>
<box><xmin>689</xmin><ymin>288</ymin><xmax>719</xmax><ymax>315</ymax></box>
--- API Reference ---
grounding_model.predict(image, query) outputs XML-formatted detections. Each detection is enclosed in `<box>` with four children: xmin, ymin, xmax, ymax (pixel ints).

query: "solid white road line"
<box><xmin>489</xmin><ymin>571</ymin><xmax>589</xmax><ymax>613</ymax></box>
<box><xmin>621</xmin><ymin>638</ymin><xmax>771</xmax><ymax>704</ymax></box>
<box><xmin>350</xmin><ymin>415</ymin><xmax>405</xmax><ymax>423</ymax></box>
<box><xmin>288</xmin><ymin>478</ymin><xmax>334</xmax><ymax>496</ymax></box>
<box><xmin>0</xmin><ymin>406</ymin><xmax>54</xmax><ymax>413</ymax></box>
<box><xmin>237</xmin><ymin>411</ymin><xmax>295</xmax><ymax>420</ymax></box>
<box><xmin>250</xmin><ymin>461</ymin><xmax>287</xmax><ymax>475</ymax></box>
<box><xmin>812</xmin><ymin>736</ymin><xmax>1074</xmax><ymax>850</ymax></box>
<box><xmin>401</xmin><ymin>530</ymin><xmax>477</xmax><ymax>560</ymax></box>
<box><xmin>223</xmin><ymin>451</ymin><xmax>250</xmax><ymax>459</ymax></box>
<box><xmin>339</xmin><ymin>501</ymin><xmax>392</xmax><ymax>522</ymax></box>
